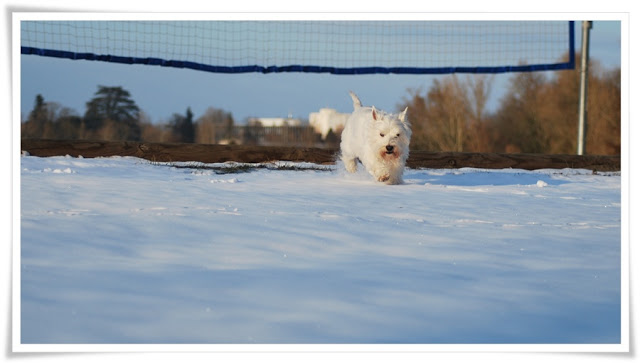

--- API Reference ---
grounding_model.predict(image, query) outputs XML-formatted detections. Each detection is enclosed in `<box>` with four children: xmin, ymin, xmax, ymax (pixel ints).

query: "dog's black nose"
<box><xmin>386</xmin><ymin>145</ymin><xmax>394</xmax><ymax>152</ymax></box>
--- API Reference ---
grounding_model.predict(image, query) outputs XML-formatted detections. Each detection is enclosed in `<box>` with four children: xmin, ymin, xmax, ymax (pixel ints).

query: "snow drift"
<box><xmin>19</xmin><ymin>155</ymin><xmax>621</xmax><ymax>345</ymax></box>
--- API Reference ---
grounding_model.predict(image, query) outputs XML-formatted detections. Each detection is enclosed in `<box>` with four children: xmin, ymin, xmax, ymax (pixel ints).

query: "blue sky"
<box><xmin>19</xmin><ymin>20</ymin><xmax>621</xmax><ymax>125</ymax></box>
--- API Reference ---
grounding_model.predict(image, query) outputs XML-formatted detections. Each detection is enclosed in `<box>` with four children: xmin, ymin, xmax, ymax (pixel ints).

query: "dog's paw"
<box><xmin>344</xmin><ymin>159</ymin><xmax>358</xmax><ymax>173</ymax></box>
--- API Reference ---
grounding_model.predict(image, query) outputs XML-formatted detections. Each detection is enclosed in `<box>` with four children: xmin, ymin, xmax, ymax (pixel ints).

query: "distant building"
<box><xmin>309</xmin><ymin>108</ymin><xmax>349</xmax><ymax>140</ymax></box>
<box><xmin>248</xmin><ymin>116</ymin><xmax>303</xmax><ymax>127</ymax></box>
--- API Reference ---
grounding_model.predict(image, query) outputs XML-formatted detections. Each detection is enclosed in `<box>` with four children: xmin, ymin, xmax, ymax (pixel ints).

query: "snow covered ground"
<box><xmin>18</xmin><ymin>154</ymin><xmax>622</xmax><ymax>348</ymax></box>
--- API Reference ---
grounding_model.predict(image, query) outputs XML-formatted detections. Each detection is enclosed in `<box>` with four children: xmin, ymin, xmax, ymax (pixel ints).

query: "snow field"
<box><xmin>19</xmin><ymin>155</ymin><xmax>621</xmax><ymax>345</ymax></box>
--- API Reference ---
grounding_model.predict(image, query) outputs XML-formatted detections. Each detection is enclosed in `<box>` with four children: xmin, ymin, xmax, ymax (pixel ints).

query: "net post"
<box><xmin>577</xmin><ymin>20</ymin><xmax>592</xmax><ymax>155</ymax></box>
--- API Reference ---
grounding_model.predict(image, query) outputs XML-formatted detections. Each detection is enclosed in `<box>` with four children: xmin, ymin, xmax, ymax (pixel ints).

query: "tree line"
<box><xmin>22</xmin><ymin>54</ymin><xmax>620</xmax><ymax>155</ymax></box>
<box><xmin>404</xmin><ymin>54</ymin><xmax>620</xmax><ymax>155</ymax></box>
<box><xmin>22</xmin><ymin>86</ymin><xmax>235</xmax><ymax>145</ymax></box>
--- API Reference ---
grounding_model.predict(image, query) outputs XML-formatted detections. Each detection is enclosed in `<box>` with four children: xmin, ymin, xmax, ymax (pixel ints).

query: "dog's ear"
<box><xmin>399</xmin><ymin>107</ymin><xmax>408</xmax><ymax>123</ymax></box>
<box><xmin>372</xmin><ymin>106</ymin><xmax>378</xmax><ymax>121</ymax></box>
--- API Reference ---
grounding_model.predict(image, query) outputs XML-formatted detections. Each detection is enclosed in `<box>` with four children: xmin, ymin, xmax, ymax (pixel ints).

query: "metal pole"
<box><xmin>577</xmin><ymin>21</ymin><xmax>592</xmax><ymax>155</ymax></box>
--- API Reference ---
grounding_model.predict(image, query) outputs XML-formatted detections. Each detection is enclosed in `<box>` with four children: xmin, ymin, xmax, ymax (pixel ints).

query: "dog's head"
<box><xmin>367</xmin><ymin>106</ymin><xmax>411</xmax><ymax>160</ymax></box>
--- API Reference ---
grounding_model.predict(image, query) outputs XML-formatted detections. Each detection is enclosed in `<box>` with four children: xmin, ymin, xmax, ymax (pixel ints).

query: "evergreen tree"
<box><xmin>168</xmin><ymin>107</ymin><xmax>195</xmax><ymax>143</ymax></box>
<box><xmin>84</xmin><ymin>86</ymin><xmax>141</xmax><ymax>140</ymax></box>
<box><xmin>28</xmin><ymin>94</ymin><xmax>47</xmax><ymax>122</ymax></box>
<box><xmin>22</xmin><ymin>94</ymin><xmax>52</xmax><ymax>138</ymax></box>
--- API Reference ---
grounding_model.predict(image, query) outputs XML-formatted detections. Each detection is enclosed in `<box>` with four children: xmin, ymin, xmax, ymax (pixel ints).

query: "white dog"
<box><xmin>340</xmin><ymin>91</ymin><xmax>411</xmax><ymax>185</ymax></box>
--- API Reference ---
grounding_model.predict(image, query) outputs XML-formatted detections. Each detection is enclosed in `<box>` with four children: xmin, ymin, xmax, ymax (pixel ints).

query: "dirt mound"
<box><xmin>21</xmin><ymin>139</ymin><xmax>621</xmax><ymax>172</ymax></box>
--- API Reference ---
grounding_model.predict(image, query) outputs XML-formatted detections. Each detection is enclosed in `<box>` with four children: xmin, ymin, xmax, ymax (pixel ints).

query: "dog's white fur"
<box><xmin>340</xmin><ymin>91</ymin><xmax>411</xmax><ymax>185</ymax></box>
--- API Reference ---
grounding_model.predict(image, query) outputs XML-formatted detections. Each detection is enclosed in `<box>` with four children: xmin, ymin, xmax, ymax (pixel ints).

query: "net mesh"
<box><xmin>21</xmin><ymin>20</ymin><xmax>574</xmax><ymax>74</ymax></box>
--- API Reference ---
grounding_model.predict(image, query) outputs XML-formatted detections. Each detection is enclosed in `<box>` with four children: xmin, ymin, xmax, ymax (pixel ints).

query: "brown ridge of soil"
<box><xmin>21</xmin><ymin>139</ymin><xmax>621</xmax><ymax>172</ymax></box>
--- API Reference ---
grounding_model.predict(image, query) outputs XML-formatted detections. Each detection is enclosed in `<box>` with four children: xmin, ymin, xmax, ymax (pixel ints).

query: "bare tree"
<box><xmin>195</xmin><ymin>107</ymin><xmax>234</xmax><ymax>144</ymax></box>
<box><xmin>404</xmin><ymin>74</ymin><xmax>494</xmax><ymax>152</ymax></box>
<box><xmin>493</xmin><ymin>71</ymin><xmax>548</xmax><ymax>153</ymax></box>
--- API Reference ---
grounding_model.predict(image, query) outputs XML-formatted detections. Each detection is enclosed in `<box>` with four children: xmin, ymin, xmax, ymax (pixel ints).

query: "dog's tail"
<box><xmin>349</xmin><ymin>91</ymin><xmax>362</xmax><ymax>110</ymax></box>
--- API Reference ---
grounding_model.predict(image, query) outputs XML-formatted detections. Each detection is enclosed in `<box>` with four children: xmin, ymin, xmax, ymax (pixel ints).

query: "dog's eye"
<box><xmin>396</xmin><ymin>133</ymin><xmax>400</xmax><ymax>137</ymax></box>
<box><xmin>380</xmin><ymin>133</ymin><xmax>385</xmax><ymax>137</ymax></box>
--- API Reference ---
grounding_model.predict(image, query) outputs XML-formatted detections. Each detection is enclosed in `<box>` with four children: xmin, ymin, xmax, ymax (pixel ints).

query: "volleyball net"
<box><xmin>20</xmin><ymin>20</ymin><xmax>575</xmax><ymax>75</ymax></box>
